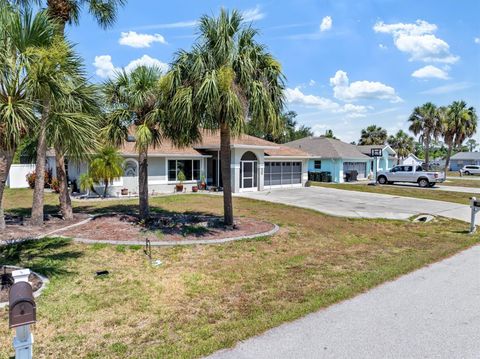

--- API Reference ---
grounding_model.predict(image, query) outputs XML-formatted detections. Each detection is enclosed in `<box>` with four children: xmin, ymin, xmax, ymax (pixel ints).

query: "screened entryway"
<box><xmin>240</xmin><ymin>152</ymin><xmax>258</xmax><ymax>191</ymax></box>
<box><xmin>264</xmin><ymin>161</ymin><xmax>302</xmax><ymax>186</ymax></box>
<box><xmin>343</xmin><ymin>162</ymin><xmax>367</xmax><ymax>179</ymax></box>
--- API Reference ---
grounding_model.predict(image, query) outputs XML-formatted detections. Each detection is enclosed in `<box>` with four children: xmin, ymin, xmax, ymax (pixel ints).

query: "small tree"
<box><xmin>388</xmin><ymin>130</ymin><xmax>415</xmax><ymax>164</ymax></box>
<box><xmin>89</xmin><ymin>146</ymin><xmax>124</xmax><ymax>198</ymax></box>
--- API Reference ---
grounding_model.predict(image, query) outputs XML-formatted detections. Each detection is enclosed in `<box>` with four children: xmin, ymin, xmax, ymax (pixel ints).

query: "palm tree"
<box><xmin>408</xmin><ymin>102</ymin><xmax>442</xmax><ymax>167</ymax></box>
<box><xmin>387</xmin><ymin>130</ymin><xmax>415</xmax><ymax>164</ymax></box>
<box><xmin>48</xmin><ymin>80</ymin><xmax>101</xmax><ymax>218</ymax></box>
<box><xmin>162</xmin><ymin>9</ymin><xmax>285</xmax><ymax>226</ymax></box>
<box><xmin>466</xmin><ymin>138</ymin><xmax>478</xmax><ymax>152</ymax></box>
<box><xmin>442</xmin><ymin>101</ymin><xmax>477</xmax><ymax>176</ymax></box>
<box><xmin>89</xmin><ymin>146</ymin><xmax>124</xmax><ymax>198</ymax></box>
<box><xmin>17</xmin><ymin>0</ymin><xmax>125</xmax><ymax>224</ymax></box>
<box><xmin>359</xmin><ymin>125</ymin><xmax>387</xmax><ymax>145</ymax></box>
<box><xmin>0</xmin><ymin>3</ymin><xmax>56</xmax><ymax>229</ymax></box>
<box><xmin>103</xmin><ymin>66</ymin><xmax>163</xmax><ymax>219</ymax></box>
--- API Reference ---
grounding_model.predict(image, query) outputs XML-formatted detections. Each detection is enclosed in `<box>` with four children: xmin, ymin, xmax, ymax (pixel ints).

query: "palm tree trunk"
<box><xmin>55</xmin><ymin>145</ymin><xmax>73</xmax><ymax>220</ymax></box>
<box><xmin>220</xmin><ymin>121</ymin><xmax>234</xmax><ymax>226</ymax></box>
<box><xmin>444</xmin><ymin>142</ymin><xmax>454</xmax><ymax>179</ymax></box>
<box><xmin>424</xmin><ymin>137</ymin><xmax>430</xmax><ymax>168</ymax></box>
<box><xmin>0</xmin><ymin>147</ymin><xmax>15</xmax><ymax>230</ymax></box>
<box><xmin>31</xmin><ymin>101</ymin><xmax>50</xmax><ymax>226</ymax></box>
<box><xmin>103</xmin><ymin>178</ymin><xmax>109</xmax><ymax>199</ymax></box>
<box><xmin>138</xmin><ymin>148</ymin><xmax>149</xmax><ymax>220</ymax></box>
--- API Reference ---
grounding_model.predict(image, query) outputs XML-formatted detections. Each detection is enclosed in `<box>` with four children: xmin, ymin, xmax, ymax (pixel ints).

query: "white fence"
<box><xmin>6</xmin><ymin>164</ymin><xmax>36</xmax><ymax>188</ymax></box>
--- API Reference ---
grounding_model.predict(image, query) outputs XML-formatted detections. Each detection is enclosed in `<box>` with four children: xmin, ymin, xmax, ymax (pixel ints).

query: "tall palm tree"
<box><xmin>442</xmin><ymin>101</ymin><xmax>477</xmax><ymax>176</ymax></box>
<box><xmin>387</xmin><ymin>130</ymin><xmax>415</xmax><ymax>164</ymax></box>
<box><xmin>16</xmin><ymin>0</ymin><xmax>125</xmax><ymax>224</ymax></box>
<box><xmin>466</xmin><ymin>138</ymin><xmax>478</xmax><ymax>152</ymax></box>
<box><xmin>162</xmin><ymin>9</ymin><xmax>285</xmax><ymax>226</ymax></box>
<box><xmin>359</xmin><ymin>125</ymin><xmax>387</xmax><ymax>145</ymax></box>
<box><xmin>408</xmin><ymin>102</ymin><xmax>442</xmax><ymax>167</ymax></box>
<box><xmin>48</xmin><ymin>79</ymin><xmax>101</xmax><ymax>218</ymax></box>
<box><xmin>0</xmin><ymin>2</ymin><xmax>56</xmax><ymax>229</ymax></box>
<box><xmin>103</xmin><ymin>66</ymin><xmax>164</xmax><ymax>219</ymax></box>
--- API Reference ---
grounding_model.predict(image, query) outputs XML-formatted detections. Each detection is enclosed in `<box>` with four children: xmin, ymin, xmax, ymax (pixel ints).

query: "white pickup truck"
<box><xmin>377</xmin><ymin>165</ymin><xmax>445</xmax><ymax>188</ymax></box>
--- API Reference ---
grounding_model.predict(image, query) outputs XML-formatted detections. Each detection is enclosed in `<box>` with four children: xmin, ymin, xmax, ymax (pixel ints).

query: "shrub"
<box><xmin>50</xmin><ymin>177</ymin><xmax>60</xmax><ymax>193</ymax></box>
<box><xmin>26</xmin><ymin>169</ymin><xmax>54</xmax><ymax>189</ymax></box>
<box><xmin>26</xmin><ymin>171</ymin><xmax>36</xmax><ymax>189</ymax></box>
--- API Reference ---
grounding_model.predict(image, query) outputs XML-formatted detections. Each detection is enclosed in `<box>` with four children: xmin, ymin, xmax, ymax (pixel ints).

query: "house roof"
<box><xmin>450</xmin><ymin>152</ymin><xmax>480</xmax><ymax>160</ymax></box>
<box><xmin>284</xmin><ymin>136</ymin><xmax>370</xmax><ymax>160</ymax></box>
<box><xmin>119</xmin><ymin>129</ymin><xmax>309</xmax><ymax>158</ymax></box>
<box><xmin>406</xmin><ymin>153</ymin><xmax>422</xmax><ymax>161</ymax></box>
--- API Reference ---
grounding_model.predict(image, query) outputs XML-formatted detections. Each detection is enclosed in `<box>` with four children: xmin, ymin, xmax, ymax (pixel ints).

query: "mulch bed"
<box><xmin>56</xmin><ymin>213</ymin><xmax>275</xmax><ymax>242</ymax></box>
<box><xmin>0</xmin><ymin>266</ymin><xmax>43</xmax><ymax>303</ymax></box>
<box><xmin>1</xmin><ymin>214</ymin><xmax>90</xmax><ymax>242</ymax></box>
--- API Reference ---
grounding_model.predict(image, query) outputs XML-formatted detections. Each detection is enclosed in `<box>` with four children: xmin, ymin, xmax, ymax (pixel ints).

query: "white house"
<box><xmin>65</xmin><ymin>130</ymin><xmax>311</xmax><ymax>196</ymax></box>
<box><xmin>402</xmin><ymin>154</ymin><xmax>423</xmax><ymax>167</ymax></box>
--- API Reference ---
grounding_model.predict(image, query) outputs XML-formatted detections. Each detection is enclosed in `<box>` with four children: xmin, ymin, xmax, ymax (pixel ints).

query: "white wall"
<box><xmin>7</xmin><ymin>164</ymin><xmax>36</xmax><ymax>188</ymax></box>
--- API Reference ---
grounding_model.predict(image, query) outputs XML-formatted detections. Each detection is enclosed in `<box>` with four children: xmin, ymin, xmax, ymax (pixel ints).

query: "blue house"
<box><xmin>284</xmin><ymin>137</ymin><xmax>396</xmax><ymax>183</ymax></box>
<box><xmin>449</xmin><ymin>152</ymin><xmax>480</xmax><ymax>171</ymax></box>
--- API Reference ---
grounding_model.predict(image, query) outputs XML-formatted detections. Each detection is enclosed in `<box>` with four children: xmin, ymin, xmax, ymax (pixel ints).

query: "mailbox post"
<box><xmin>470</xmin><ymin>197</ymin><xmax>480</xmax><ymax>234</ymax></box>
<box><xmin>9</xmin><ymin>269</ymin><xmax>36</xmax><ymax>359</ymax></box>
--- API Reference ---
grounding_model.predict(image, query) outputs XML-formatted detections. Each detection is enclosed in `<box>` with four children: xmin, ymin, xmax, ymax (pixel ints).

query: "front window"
<box><xmin>314</xmin><ymin>160</ymin><xmax>321</xmax><ymax>170</ymax></box>
<box><xmin>168</xmin><ymin>160</ymin><xmax>201</xmax><ymax>181</ymax></box>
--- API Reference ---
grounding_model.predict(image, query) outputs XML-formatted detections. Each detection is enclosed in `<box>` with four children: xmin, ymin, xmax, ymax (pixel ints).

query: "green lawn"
<box><xmin>311</xmin><ymin>182</ymin><xmax>474</xmax><ymax>205</ymax></box>
<box><xmin>1</xmin><ymin>190</ymin><xmax>478</xmax><ymax>358</ymax></box>
<box><xmin>442</xmin><ymin>178</ymin><xmax>480</xmax><ymax>188</ymax></box>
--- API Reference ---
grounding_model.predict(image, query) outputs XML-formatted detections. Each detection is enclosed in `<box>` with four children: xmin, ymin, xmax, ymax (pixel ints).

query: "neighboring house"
<box><xmin>65</xmin><ymin>130</ymin><xmax>310</xmax><ymax>196</ymax></box>
<box><xmin>402</xmin><ymin>154</ymin><xmax>423</xmax><ymax>167</ymax></box>
<box><xmin>357</xmin><ymin>145</ymin><xmax>396</xmax><ymax>173</ymax></box>
<box><xmin>284</xmin><ymin>136</ymin><xmax>374</xmax><ymax>183</ymax></box>
<box><xmin>449</xmin><ymin>152</ymin><xmax>480</xmax><ymax>171</ymax></box>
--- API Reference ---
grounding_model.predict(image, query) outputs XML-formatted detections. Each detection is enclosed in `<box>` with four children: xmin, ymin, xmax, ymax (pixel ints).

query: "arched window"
<box><xmin>124</xmin><ymin>159</ymin><xmax>138</xmax><ymax>177</ymax></box>
<box><xmin>241</xmin><ymin>151</ymin><xmax>257</xmax><ymax>161</ymax></box>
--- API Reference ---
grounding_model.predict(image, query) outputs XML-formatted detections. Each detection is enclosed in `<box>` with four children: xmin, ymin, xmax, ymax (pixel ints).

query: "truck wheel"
<box><xmin>377</xmin><ymin>176</ymin><xmax>387</xmax><ymax>185</ymax></box>
<box><xmin>464</xmin><ymin>171</ymin><xmax>470</xmax><ymax>175</ymax></box>
<box><xmin>418</xmin><ymin>178</ymin><xmax>429</xmax><ymax>188</ymax></box>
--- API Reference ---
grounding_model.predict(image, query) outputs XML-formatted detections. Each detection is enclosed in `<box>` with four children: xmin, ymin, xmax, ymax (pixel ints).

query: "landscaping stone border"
<box><xmin>38</xmin><ymin>213</ymin><xmax>279</xmax><ymax>246</ymax></box>
<box><xmin>0</xmin><ymin>266</ymin><xmax>49</xmax><ymax>309</ymax></box>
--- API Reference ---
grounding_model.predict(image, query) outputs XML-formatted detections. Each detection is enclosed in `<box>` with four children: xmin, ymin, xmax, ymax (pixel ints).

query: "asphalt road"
<box><xmin>237</xmin><ymin>186</ymin><xmax>472</xmax><ymax>222</ymax></box>
<box><xmin>208</xmin><ymin>245</ymin><xmax>480</xmax><ymax>359</ymax></box>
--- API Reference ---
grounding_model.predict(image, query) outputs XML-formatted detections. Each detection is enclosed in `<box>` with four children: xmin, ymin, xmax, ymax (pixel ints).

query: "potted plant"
<box><xmin>200</xmin><ymin>174</ymin><xmax>206</xmax><ymax>190</ymax></box>
<box><xmin>176</xmin><ymin>170</ymin><xmax>186</xmax><ymax>192</ymax></box>
<box><xmin>192</xmin><ymin>185</ymin><xmax>199</xmax><ymax>192</ymax></box>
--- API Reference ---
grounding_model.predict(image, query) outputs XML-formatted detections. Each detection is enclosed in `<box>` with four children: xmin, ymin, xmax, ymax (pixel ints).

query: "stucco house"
<box><xmin>284</xmin><ymin>137</ymin><xmax>396</xmax><ymax>183</ymax></box>
<box><xmin>449</xmin><ymin>152</ymin><xmax>480</xmax><ymax>171</ymax></box>
<box><xmin>65</xmin><ymin>130</ymin><xmax>310</xmax><ymax>196</ymax></box>
<box><xmin>402</xmin><ymin>153</ymin><xmax>423</xmax><ymax>167</ymax></box>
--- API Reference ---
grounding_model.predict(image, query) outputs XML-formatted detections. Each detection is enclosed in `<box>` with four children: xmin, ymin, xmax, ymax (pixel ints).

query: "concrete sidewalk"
<box><xmin>237</xmin><ymin>187</ymin><xmax>472</xmax><ymax>222</ymax></box>
<box><xmin>208</xmin><ymin>245</ymin><xmax>480</xmax><ymax>359</ymax></box>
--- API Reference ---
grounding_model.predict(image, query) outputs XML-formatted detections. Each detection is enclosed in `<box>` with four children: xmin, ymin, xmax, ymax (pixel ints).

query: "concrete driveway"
<box><xmin>237</xmin><ymin>187</ymin><xmax>472</xmax><ymax>222</ymax></box>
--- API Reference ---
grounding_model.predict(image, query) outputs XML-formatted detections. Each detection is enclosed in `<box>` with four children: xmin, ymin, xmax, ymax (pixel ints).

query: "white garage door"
<box><xmin>264</xmin><ymin>162</ymin><xmax>302</xmax><ymax>186</ymax></box>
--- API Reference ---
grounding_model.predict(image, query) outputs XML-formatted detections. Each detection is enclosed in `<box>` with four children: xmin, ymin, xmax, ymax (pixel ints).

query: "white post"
<box><xmin>12</xmin><ymin>269</ymin><xmax>34</xmax><ymax>359</ymax></box>
<box><xmin>470</xmin><ymin>197</ymin><xmax>478</xmax><ymax>234</ymax></box>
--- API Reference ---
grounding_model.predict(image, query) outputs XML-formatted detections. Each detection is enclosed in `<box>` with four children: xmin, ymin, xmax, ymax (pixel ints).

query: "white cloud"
<box><xmin>420</xmin><ymin>82</ymin><xmax>472</xmax><ymax>95</ymax></box>
<box><xmin>308</xmin><ymin>79</ymin><xmax>316</xmax><ymax>86</ymax></box>
<box><xmin>242</xmin><ymin>5</ymin><xmax>265</xmax><ymax>22</ymax></box>
<box><xmin>119</xmin><ymin>31</ymin><xmax>167</xmax><ymax>48</ymax></box>
<box><xmin>378</xmin><ymin>43</ymin><xmax>387</xmax><ymax>50</ymax></box>
<box><xmin>93</xmin><ymin>55</ymin><xmax>169</xmax><ymax>79</ymax></box>
<box><xmin>329</xmin><ymin>70</ymin><xmax>402</xmax><ymax>103</ymax></box>
<box><xmin>93</xmin><ymin>55</ymin><xmax>119</xmax><ymax>78</ymax></box>
<box><xmin>320</xmin><ymin>16</ymin><xmax>332</xmax><ymax>32</ymax></box>
<box><xmin>373</xmin><ymin>20</ymin><xmax>459</xmax><ymax>64</ymax></box>
<box><xmin>475</xmin><ymin>37</ymin><xmax>480</xmax><ymax>44</ymax></box>
<box><xmin>124</xmin><ymin>55</ymin><xmax>169</xmax><ymax>73</ymax></box>
<box><xmin>285</xmin><ymin>87</ymin><xmax>370</xmax><ymax>118</ymax></box>
<box><xmin>411</xmin><ymin>65</ymin><xmax>449</xmax><ymax>80</ymax></box>
<box><xmin>134</xmin><ymin>20</ymin><xmax>197</xmax><ymax>30</ymax></box>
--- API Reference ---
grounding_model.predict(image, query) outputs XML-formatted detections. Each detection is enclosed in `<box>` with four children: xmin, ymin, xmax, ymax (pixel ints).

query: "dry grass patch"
<box><xmin>0</xmin><ymin>194</ymin><xmax>478</xmax><ymax>358</ymax></box>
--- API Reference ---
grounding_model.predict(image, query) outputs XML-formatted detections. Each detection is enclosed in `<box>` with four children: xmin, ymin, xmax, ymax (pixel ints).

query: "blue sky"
<box><xmin>67</xmin><ymin>0</ymin><xmax>480</xmax><ymax>144</ymax></box>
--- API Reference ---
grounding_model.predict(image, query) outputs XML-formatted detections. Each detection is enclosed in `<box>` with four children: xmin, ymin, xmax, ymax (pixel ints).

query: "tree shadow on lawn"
<box><xmin>0</xmin><ymin>237</ymin><xmax>82</xmax><ymax>278</ymax></box>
